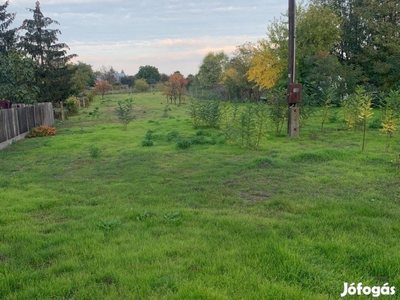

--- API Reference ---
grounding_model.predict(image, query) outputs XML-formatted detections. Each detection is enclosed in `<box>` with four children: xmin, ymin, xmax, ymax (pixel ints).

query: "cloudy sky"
<box><xmin>8</xmin><ymin>0</ymin><xmax>291</xmax><ymax>76</ymax></box>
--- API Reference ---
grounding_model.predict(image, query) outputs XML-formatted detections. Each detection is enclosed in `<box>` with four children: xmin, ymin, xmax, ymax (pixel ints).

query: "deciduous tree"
<box><xmin>135</xmin><ymin>65</ymin><xmax>161</xmax><ymax>84</ymax></box>
<box><xmin>69</xmin><ymin>62</ymin><xmax>96</xmax><ymax>96</ymax></box>
<box><xmin>120</xmin><ymin>75</ymin><xmax>135</xmax><ymax>88</ymax></box>
<box><xmin>247</xmin><ymin>40</ymin><xmax>285</xmax><ymax>91</ymax></box>
<box><xmin>97</xmin><ymin>65</ymin><xmax>117</xmax><ymax>84</ymax></box>
<box><xmin>93</xmin><ymin>80</ymin><xmax>112</xmax><ymax>98</ymax></box>
<box><xmin>223</xmin><ymin>43</ymin><xmax>258</xmax><ymax>101</ymax></box>
<box><xmin>197</xmin><ymin>51</ymin><xmax>228</xmax><ymax>89</ymax></box>
<box><xmin>163</xmin><ymin>73</ymin><xmax>188</xmax><ymax>105</ymax></box>
<box><xmin>0</xmin><ymin>50</ymin><xmax>37</xmax><ymax>103</ymax></box>
<box><xmin>314</xmin><ymin>0</ymin><xmax>400</xmax><ymax>91</ymax></box>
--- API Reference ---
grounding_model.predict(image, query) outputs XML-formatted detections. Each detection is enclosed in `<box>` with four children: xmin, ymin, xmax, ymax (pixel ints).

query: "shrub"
<box><xmin>64</xmin><ymin>96</ymin><xmax>79</xmax><ymax>116</ymax></box>
<box><xmin>189</xmin><ymin>136</ymin><xmax>207</xmax><ymax>145</ymax></box>
<box><xmin>135</xmin><ymin>79</ymin><xmax>150</xmax><ymax>92</ymax></box>
<box><xmin>145</xmin><ymin>130</ymin><xmax>155</xmax><ymax>140</ymax></box>
<box><xmin>196</xmin><ymin>130</ymin><xmax>211</xmax><ymax>136</ymax></box>
<box><xmin>189</xmin><ymin>99</ymin><xmax>221</xmax><ymax>128</ymax></box>
<box><xmin>85</xmin><ymin>91</ymin><xmax>95</xmax><ymax>103</ymax></box>
<box><xmin>176</xmin><ymin>139</ymin><xmax>191</xmax><ymax>149</ymax></box>
<box><xmin>27</xmin><ymin>126</ymin><xmax>57</xmax><ymax>138</ymax></box>
<box><xmin>166</xmin><ymin>131</ymin><xmax>179</xmax><ymax>142</ymax></box>
<box><xmin>115</xmin><ymin>98</ymin><xmax>136</xmax><ymax>130</ymax></box>
<box><xmin>141</xmin><ymin>139</ymin><xmax>154</xmax><ymax>147</ymax></box>
<box><xmin>88</xmin><ymin>107</ymin><xmax>100</xmax><ymax>118</ymax></box>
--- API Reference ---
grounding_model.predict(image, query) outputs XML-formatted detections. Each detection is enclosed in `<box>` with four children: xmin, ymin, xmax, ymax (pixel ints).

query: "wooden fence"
<box><xmin>0</xmin><ymin>102</ymin><xmax>54</xmax><ymax>149</ymax></box>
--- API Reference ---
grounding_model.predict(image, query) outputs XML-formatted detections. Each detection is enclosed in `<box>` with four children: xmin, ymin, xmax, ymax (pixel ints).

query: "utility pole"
<box><xmin>288</xmin><ymin>0</ymin><xmax>301</xmax><ymax>137</ymax></box>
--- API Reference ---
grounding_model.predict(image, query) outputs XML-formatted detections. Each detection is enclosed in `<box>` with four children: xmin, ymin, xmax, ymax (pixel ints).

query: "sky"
<box><xmin>8</xmin><ymin>0</ymin><xmax>290</xmax><ymax>77</ymax></box>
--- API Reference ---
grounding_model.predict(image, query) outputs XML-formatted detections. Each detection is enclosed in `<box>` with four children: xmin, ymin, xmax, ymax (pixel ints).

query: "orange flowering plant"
<box><xmin>27</xmin><ymin>126</ymin><xmax>57</xmax><ymax>138</ymax></box>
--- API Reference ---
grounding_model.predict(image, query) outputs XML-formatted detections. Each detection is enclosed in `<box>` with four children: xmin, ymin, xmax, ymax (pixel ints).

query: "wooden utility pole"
<box><xmin>288</xmin><ymin>0</ymin><xmax>301</xmax><ymax>137</ymax></box>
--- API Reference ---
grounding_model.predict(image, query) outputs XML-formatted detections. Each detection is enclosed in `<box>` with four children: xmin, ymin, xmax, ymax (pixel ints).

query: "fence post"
<box><xmin>60</xmin><ymin>101</ymin><xmax>65</xmax><ymax>121</ymax></box>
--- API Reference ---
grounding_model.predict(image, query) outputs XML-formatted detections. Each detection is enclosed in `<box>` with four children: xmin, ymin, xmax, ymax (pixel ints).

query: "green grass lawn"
<box><xmin>1</xmin><ymin>92</ymin><xmax>400</xmax><ymax>299</ymax></box>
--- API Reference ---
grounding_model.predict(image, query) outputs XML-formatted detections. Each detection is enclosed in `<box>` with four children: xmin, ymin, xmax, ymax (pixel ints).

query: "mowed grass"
<box><xmin>1</xmin><ymin>92</ymin><xmax>400</xmax><ymax>299</ymax></box>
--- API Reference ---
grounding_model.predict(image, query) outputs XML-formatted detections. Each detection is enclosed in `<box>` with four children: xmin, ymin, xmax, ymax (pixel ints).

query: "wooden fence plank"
<box><xmin>0</xmin><ymin>102</ymin><xmax>54</xmax><ymax>149</ymax></box>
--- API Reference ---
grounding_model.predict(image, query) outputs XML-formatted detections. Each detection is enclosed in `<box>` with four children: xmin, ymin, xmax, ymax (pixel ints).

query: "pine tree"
<box><xmin>18</xmin><ymin>1</ymin><xmax>77</xmax><ymax>103</ymax></box>
<box><xmin>0</xmin><ymin>0</ymin><xmax>17</xmax><ymax>55</ymax></box>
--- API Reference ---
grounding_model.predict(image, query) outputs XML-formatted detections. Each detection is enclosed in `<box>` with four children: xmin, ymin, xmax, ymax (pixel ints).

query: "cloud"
<box><xmin>69</xmin><ymin>35</ymin><xmax>259</xmax><ymax>76</ymax></box>
<box><xmin>9</xmin><ymin>0</ymin><xmax>294</xmax><ymax>77</ymax></box>
<box><xmin>212</xmin><ymin>6</ymin><xmax>257</xmax><ymax>12</ymax></box>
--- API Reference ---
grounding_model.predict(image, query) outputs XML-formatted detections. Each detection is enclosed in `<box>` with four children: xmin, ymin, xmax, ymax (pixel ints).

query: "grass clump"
<box><xmin>141</xmin><ymin>139</ymin><xmax>154</xmax><ymax>147</ymax></box>
<box><xmin>176</xmin><ymin>138</ymin><xmax>191</xmax><ymax>149</ymax></box>
<box><xmin>88</xmin><ymin>146</ymin><xmax>101</xmax><ymax>158</ymax></box>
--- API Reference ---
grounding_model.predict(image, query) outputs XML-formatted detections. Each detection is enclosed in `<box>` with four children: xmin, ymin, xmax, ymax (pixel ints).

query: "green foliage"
<box><xmin>368</xmin><ymin>118</ymin><xmax>381</xmax><ymax>129</ymax></box>
<box><xmin>135</xmin><ymin>65</ymin><xmax>161</xmax><ymax>84</ymax></box>
<box><xmin>189</xmin><ymin>98</ymin><xmax>221</xmax><ymax>128</ymax></box>
<box><xmin>189</xmin><ymin>136</ymin><xmax>207</xmax><ymax>145</ymax></box>
<box><xmin>391</xmin><ymin>152</ymin><xmax>400</xmax><ymax>174</ymax></box>
<box><xmin>165</xmin><ymin>131</ymin><xmax>179</xmax><ymax>142</ymax></box>
<box><xmin>134</xmin><ymin>78</ymin><xmax>150</xmax><ymax>92</ymax></box>
<box><xmin>114</xmin><ymin>98</ymin><xmax>136</xmax><ymax>130</ymax></box>
<box><xmin>341</xmin><ymin>93</ymin><xmax>361</xmax><ymax>130</ymax></box>
<box><xmin>141</xmin><ymin>139</ymin><xmax>154</xmax><ymax>147</ymax></box>
<box><xmin>223</xmin><ymin>43</ymin><xmax>257</xmax><ymax>101</ymax></box>
<box><xmin>315</xmin><ymin>0</ymin><xmax>400</xmax><ymax>91</ymax></box>
<box><xmin>197</xmin><ymin>51</ymin><xmax>228</xmax><ymax>89</ymax></box>
<box><xmin>196</xmin><ymin>130</ymin><xmax>211</xmax><ymax>137</ymax></box>
<box><xmin>120</xmin><ymin>75</ymin><xmax>135</xmax><ymax>88</ymax></box>
<box><xmin>0</xmin><ymin>50</ymin><xmax>38</xmax><ymax>103</ymax></box>
<box><xmin>0</xmin><ymin>1</ymin><xmax>17</xmax><ymax>55</ymax></box>
<box><xmin>69</xmin><ymin>62</ymin><xmax>96</xmax><ymax>95</ymax></box>
<box><xmin>85</xmin><ymin>91</ymin><xmax>95</xmax><ymax>103</ymax></box>
<box><xmin>97</xmin><ymin>220</ymin><xmax>121</xmax><ymax>231</ymax></box>
<box><xmin>176</xmin><ymin>138</ymin><xmax>191</xmax><ymax>149</ymax></box>
<box><xmin>88</xmin><ymin>107</ymin><xmax>100</xmax><ymax>118</ymax></box>
<box><xmin>144</xmin><ymin>129</ymin><xmax>155</xmax><ymax>140</ymax></box>
<box><xmin>64</xmin><ymin>96</ymin><xmax>79</xmax><ymax>116</ymax></box>
<box><xmin>18</xmin><ymin>2</ymin><xmax>77</xmax><ymax>103</ymax></box>
<box><xmin>380</xmin><ymin>90</ymin><xmax>400</xmax><ymax>151</ymax></box>
<box><xmin>319</xmin><ymin>89</ymin><xmax>334</xmax><ymax>131</ymax></box>
<box><xmin>220</xmin><ymin>101</ymin><xmax>268</xmax><ymax>149</ymax></box>
<box><xmin>88</xmin><ymin>146</ymin><xmax>101</xmax><ymax>158</ymax></box>
<box><xmin>266</xmin><ymin>88</ymin><xmax>287</xmax><ymax>135</ymax></box>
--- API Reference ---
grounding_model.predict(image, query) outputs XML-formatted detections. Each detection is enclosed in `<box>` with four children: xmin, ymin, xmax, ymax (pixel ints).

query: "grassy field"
<box><xmin>1</xmin><ymin>92</ymin><xmax>400</xmax><ymax>299</ymax></box>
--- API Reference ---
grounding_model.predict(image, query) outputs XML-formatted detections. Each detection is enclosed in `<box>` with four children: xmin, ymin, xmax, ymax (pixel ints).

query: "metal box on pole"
<box><xmin>288</xmin><ymin>83</ymin><xmax>302</xmax><ymax>104</ymax></box>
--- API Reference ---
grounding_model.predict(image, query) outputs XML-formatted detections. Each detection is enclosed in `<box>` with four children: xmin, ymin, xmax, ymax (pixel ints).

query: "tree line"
<box><xmin>194</xmin><ymin>0</ymin><xmax>400</xmax><ymax>105</ymax></box>
<box><xmin>2</xmin><ymin>0</ymin><xmax>398</xmax><ymax>106</ymax></box>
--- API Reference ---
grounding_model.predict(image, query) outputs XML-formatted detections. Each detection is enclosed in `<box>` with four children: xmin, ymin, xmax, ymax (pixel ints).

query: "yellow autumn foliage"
<box><xmin>246</xmin><ymin>41</ymin><xmax>284</xmax><ymax>90</ymax></box>
<box><xmin>380</xmin><ymin>109</ymin><xmax>397</xmax><ymax>136</ymax></box>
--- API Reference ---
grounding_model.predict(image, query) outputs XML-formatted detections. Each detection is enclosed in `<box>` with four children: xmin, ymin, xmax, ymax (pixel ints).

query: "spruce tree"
<box><xmin>18</xmin><ymin>1</ymin><xmax>77</xmax><ymax>103</ymax></box>
<box><xmin>0</xmin><ymin>0</ymin><xmax>17</xmax><ymax>55</ymax></box>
